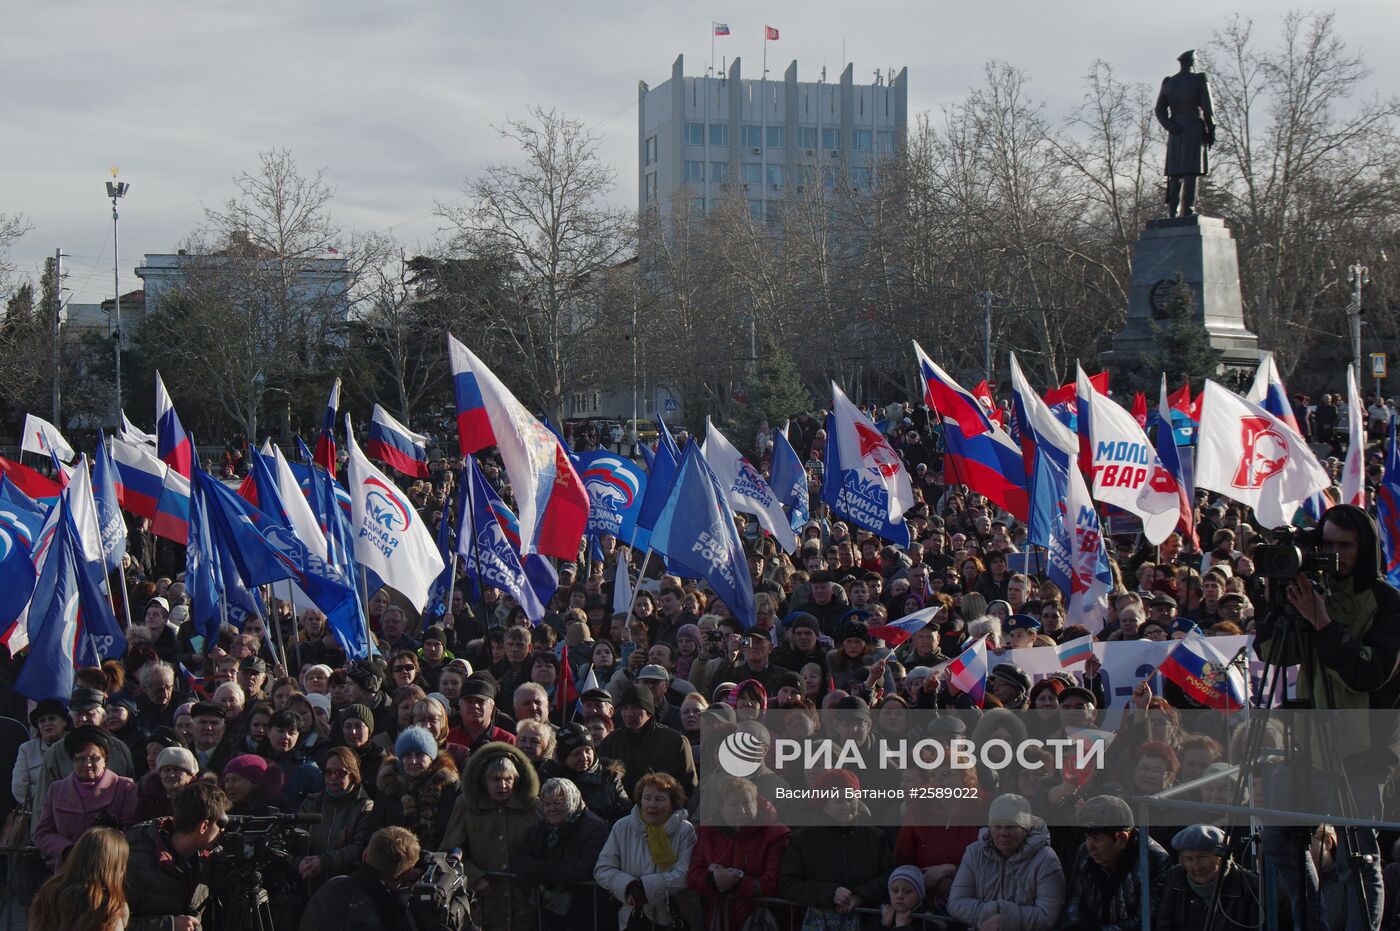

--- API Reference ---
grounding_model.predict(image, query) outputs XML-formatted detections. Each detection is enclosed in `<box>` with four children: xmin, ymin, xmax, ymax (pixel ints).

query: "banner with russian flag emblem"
<box><xmin>446</xmin><ymin>334</ymin><xmax>588</xmax><ymax>560</ymax></box>
<box><xmin>1158</xmin><ymin>630</ymin><xmax>1248</xmax><ymax>711</ymax></box>
<box><xmin>368</xmin><ymin>404</ymin><xmax>430</xmax><ymax>478</ymax></box>
<box><xmin>945</xmin><ymin>634</ymin><xmax>989</xmax><ymax>707</ymax></box>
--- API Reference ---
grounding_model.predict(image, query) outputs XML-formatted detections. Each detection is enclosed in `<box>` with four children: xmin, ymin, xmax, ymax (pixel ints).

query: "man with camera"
<box><xmin>1254</xmin><ymin>504</ymin><xmax>1400</xmax><ymax>931</ymax></box>
<box><xmin>299</xmin><ymin>826</ymin><xmax>421</xmax><ymax>931</ymax></box>
<box><xmin>125</xmin><ymin>782</ymin><xmax>231</xmax><ymax>931</ymax></box>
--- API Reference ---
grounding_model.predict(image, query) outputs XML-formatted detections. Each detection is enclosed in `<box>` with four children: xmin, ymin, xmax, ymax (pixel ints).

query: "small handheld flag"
<box><xmin>945</xmin><ymin>635</ymin><xmax>989</xmax><ymax>707</ymax></box>
<box><xmin>1157</xmin><ymin>631</ymin><xmax>1248</xmax><ymax>711</ymax></box>
<box><xmin>1056</xmin><ymin>634</ymin><xmax>1095</xmax><ymax>669</ymax></box>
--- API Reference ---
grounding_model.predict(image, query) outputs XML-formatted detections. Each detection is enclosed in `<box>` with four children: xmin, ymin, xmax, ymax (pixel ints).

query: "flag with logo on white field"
<box><xmin>21</xmin><ymin>414</ymin><xmax>75</xmax><ymax>462</ymax></box>
<box><xmin>1195</xmin><ymin>380</ymin><xmax>1331</xmax><ymax>528</ymax></box>
<box><xmin>702</xmin><ymin>417</ymin><xmax>798</xmax><ymax>553</ymax></box>
<box><xmin>346</xmin><ymin>417</ymin><xmax>444</xmax><ymax>610</ymax></box>
<box><xmin>612</xmin><ymin>552</ymin><xmax>633</xmax><ymax>615</ymax></box>
<box><xmin>1343</xmin><ymin>364</ymin><xmax>1367</xmax><ymax>507</ymax></box>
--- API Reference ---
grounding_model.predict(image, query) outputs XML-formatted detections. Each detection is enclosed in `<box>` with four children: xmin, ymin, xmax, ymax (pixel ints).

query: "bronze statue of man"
<box><xmin>1155</xmin><ymin>49</ymin><xmax>1215</xmax><ymax>217</ymax></box>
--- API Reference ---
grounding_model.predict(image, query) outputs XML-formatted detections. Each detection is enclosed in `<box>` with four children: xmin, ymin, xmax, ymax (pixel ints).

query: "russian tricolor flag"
<box><xmin>1056</xmin><ymin>634</ymin><xmax>1095</xmax><ymax>669</ymax></box>
<box><xmin>446</xmin><ymin>334</ymin><xmax>588</xmax><ymax>561</ymax></box>
<box><xmin>110</xmin><ymin>435</ymin><xmax>190</xmax><ymax>544</ymax></box>
<box><xmin>314</xmin><ymin>378</ymin><xmax>341</xmax><ymax>472</ymax></box>
<box><xmin>155</xmin><ymin>372</ymin><xmax>193</xmax><ymax>480</ymax></box>
<box><xmin>914</xmin><ymin>340</ymin><xmax>995</xmax><ymax>436</ymax></box>
<box><xmin>941</xmin><ymin>417</ymin><xmax>1029</xmax><ymax>520</ymax></box>
<box><xmin>869</xmin><ymin>605</ymin><xmax>940</xmax><ymax>648</ymax></box>
<box><xmin>1158</xmin><ymin>631</ymin><xmax>1247</xmax><ymax>711</ymax></box>
<box><xmin>945</xmin><ymin>634</ymin><xmax>989</xmax><ymax>707</ymax></box>
<box><xmin>367</xmin><ymin>405</ymin><xmax>430</xmax><ymax>478</ymax></box>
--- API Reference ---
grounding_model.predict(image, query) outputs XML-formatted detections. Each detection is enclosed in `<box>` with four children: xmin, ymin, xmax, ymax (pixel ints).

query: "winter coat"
<box><xmin>780</xmin><ymin>817</ymin><xmax>893</xmax><ymax>912</ymax></box>
<box><xmin>1063</xmin><ymin>830</ymin><xmax>1171</xmax><ymax>931</ymax></box>
<box><xmin>34</xmin><ymin>769</ymin><xmax>139</xmax><ymax>870</ymax></box>
<box><xmin>440</xmin><ymin>741</ymin><xmax>541</xmax><ymax>931</ymax></box>
<box><xmin>350</xmin><ymin>741</ymin><xmax>387</xmax><ymax>800</ymax></box>
<box><xmin>687</xmin><ymin>823</ymin><xmax>791</xmax><ymax>929</ymax></box>
<box><xmin>11</xmin><ymin>736</ymin><xmax>56</xmax><ymax>810</ymax></box>
<box><xmin>134</xmin><ymin>770</ymin><xmax>175</xmax><ymax>822</ymax></box>
<box><xmin>298</xmin><ymin>864</ymin><xmax>407</xmax><ymax>931</ymax></box>
<box><xmin>300</xmin><ymin>785</ymin><xmax>375</xmax><ymax>882</ymax></box>
<box><xmin>594</xmin><ymin>806</ymin><xmax>698</xmax><ymax>930</ymax></box>
<box><xmin>1154</xmin><ymin>862</ymin><xmax>1262</xmax><ymax>931</ymax></box>
<box><xmin>124</xmin><ymin>818</ymin><xmax>213</xmax><ymax>931</ymax></box>
<box><xmin>947</xmin><ymin>820</ymin><xmax>1066</xmax><ymax>931</ymax></box>
<box><xmin>544</xmin><ymin>758</ymin><xmax>632</xmax><ymax>822</ymax></box>
<box><xmin>266</xmin><ymin>748</ymin><xmax>322</xmax><ymax>809</ymax></box>
<box><xmin>599</xmin><ymin>718</ymin><xmax>698</xmax><ymax>799</ymax></box>
<box><xmin>31</xmin><ymin>732</ymin><xmax>135</xmax><ymax>835</ymax></box>
<box><xmin>512</xmin><ymin>809</ymin><xmax>612</xmax><ymax>931</ymax></box>
<box><xmin>370</xmin><ymin>751</ymin><xmax>460</xmax><ymax>852</ymax></box>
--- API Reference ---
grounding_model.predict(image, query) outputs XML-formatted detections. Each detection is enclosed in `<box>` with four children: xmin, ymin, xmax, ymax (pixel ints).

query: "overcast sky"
<box><xmin>9</xmin><ymin>0</ymin><xmax>1397</xmax><ymax>304</ymax></box>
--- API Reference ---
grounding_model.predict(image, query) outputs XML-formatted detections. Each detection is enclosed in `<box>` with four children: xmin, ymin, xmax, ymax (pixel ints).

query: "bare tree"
<box><xmin>440</xmin><ymin>108</ymin><xmax>633</xmax><ymax>422</ymax></box>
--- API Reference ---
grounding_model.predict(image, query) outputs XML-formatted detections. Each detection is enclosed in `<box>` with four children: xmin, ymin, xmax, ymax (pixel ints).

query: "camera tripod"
<box><xmin>211</xmin><ymin>869</ymin><xmax>278</xmax><ymax>931</ymax></box>
<box><xmin>1203</xmin><ymin>581</ymin><xmax>1379</xmax><ymax>931</ymax></box>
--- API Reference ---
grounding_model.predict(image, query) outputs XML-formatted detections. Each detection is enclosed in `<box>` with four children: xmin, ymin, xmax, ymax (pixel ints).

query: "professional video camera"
<box><xmin>406</xmin><ymin>848</ymin><xmax>476</xmax><ymax>931</ymax></box>
<box><xmin>208</xmin><ymin>812</ymin><xmax>320</xmax><ymax>931</ymax></box>
<box><xmin>1252</xmin><ymin>526</ymin><xmax>1339</xmax><ymax>580</ymax></box>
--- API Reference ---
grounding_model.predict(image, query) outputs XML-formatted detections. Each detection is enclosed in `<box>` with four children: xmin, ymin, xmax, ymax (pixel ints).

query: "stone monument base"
<box><xmin>1102</xmin><ymin>215</ymin><xmax>1259</xmax><ymax>373</ymax></box>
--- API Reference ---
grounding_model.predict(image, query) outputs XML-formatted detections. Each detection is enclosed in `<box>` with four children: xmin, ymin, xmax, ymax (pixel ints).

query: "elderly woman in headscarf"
<box><xmin>513</xmin><ymin>777</ymin><xmax>611</xmax><ymax>931</ymax></box>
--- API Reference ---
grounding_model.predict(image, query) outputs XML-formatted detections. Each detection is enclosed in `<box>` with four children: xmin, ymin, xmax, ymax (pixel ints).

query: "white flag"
<box><xmin>1195</xmin><ymin>380</ymin><xmax>1330</xmax><ymax>528</ymax></box>
<box><xmin>1066</xmin><ymin>465</ymin><xmax>1111</xmax><ymax>629</ymax></box>
<box><xmin>612</xmin><ymin>553</ymin><xmax>634</xmax><ymax>615</ymax></box>
<box><xmin>1075</xmin><ymin>363</ymin><xmax>1182</xmax><ymax>544</ymax></box>
<box><xmin>701</xmin><ymin>417</ymin><xmax>799</xmax><ymax>553</ymax></box>
<box><xmin>120</xmin><ymin>411</ymin><xmax>158</xmax><ymax>448</ymax></box>
<box><xmin>21</xmin><ymin>414</ymin><xmax>75</xmax><ymax>462</ymax></box>
<box><xmin>66</xmin><ymin>455</ymin><xmax>106</xmax><ymax>567</ymax></box>
<box><xmin>1343</xmin><ymin>364</ymin><xmax>1366</xmax><ymax>507</ymax></box>
<box><xmin>346</xmin><ymin>418</ymin><xmax>444</xmax><ymax>611</ymax></box>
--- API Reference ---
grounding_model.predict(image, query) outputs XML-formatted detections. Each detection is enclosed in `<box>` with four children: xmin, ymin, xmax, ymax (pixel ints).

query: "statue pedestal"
<box><xmin>1102</xmin><ymin>216</ymin><xmax>1259</xmax><ymax>372</ymax></box>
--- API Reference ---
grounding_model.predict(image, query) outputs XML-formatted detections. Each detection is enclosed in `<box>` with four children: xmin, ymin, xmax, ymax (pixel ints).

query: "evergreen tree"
<box><xmin>729</xmin><ymin>343</ymin><xmax>812</xmax><ymax>457</ymax></box>
<box><xmin>1146</xmin><ymin>273</ymin><xmax>1221</xmax><ymax>389</ymax></box>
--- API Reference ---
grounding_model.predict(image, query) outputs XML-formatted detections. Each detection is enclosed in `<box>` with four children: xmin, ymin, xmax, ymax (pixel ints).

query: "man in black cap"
<box><xmin>417</xmin><ymin>626</ymin><xmax>452</xmax><ymax>690</ymax></box>
<box><xmin>772</xmin><ymin>613</ymin><xmax>828</xmax><ymax>674</ymax></box>
<box><xmin>237</xmin><ymin>656</ymin><xmax>269</xmax><ymax>701</ymax></box>
<box><xmin>444</xmin><ymin>677</ymin><xmax>515</xmax><ymax>752</ymax></box>
<box><xmin>989</xmin><ymin>664</ymin><xmax>1032</xmax><ymax>710</ymax></box>
<box><xmin>1063</xmin><ymin>795</ymin><xmax>1170</xmax><ymax>929</ymax></box>
<box><xmin>33</xmin><ymin>687</ymin><xmax>136</xmax><ymax>823</ymax></box>
<box><xmin>189</xmin><ymin>701</ymin><xmax>234</xmax><ymax>777</ymax></box>
<box><xmin>345</xmin><ymin>659</ymin><xmax>391</xmax><ymax>736</ymax></box>
<box><xmin>578</xmin><ymin>687</ymin><xmax>614</xmax><ymax>723</ymax></box>
<box><xmin>598</xmin><ymin>684</ymin><xmax>696</xmax><ymax>798</ymax></box>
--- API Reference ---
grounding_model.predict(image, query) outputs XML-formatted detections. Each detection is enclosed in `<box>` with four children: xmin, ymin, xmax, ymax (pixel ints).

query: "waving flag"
<box><xmin>1009</xmin><ymin>352</ymin><xmax>1077</xmax><ymax>476</ymax></box>
<box><xmin>636</xmin><ymin>413</ymin><xmax>683</xmax><ymax>542</ymax></box>
<box><xmin>314</xmin><ymin>378</ymin><xmax>341</xmax><ymax>472</ymax></box>
<box><xmin>1131</xmin><ymin>392</ymin><xmax>1148</xmax><ymax>429</ymax></box>
<box><xmin>713</xmin><ymin>22</ymin><xmax>730</xmax><ymax>35</ymax></box>
<box><xmin>91</xmin><ymin>439</ymin><xmax>129</xmax><ymax>573</ymax></box>
<box><xmin>1343</xmin><ymin>364</ymin><xmax>1367</xmax><ymax>507</ymax></box>
<box><xmin>764</xmin><ymin>24</ymin><xmax>779</xmax><ymax>40</ymax></box>
<box><xmin>1155</xmin><ymin>376</ymin><xmax>1197</xmax><ymax>548</ymax></box>
<box><xmin>1246</xmin><ymin>352</ymin><xmax>1301</xmax><ymax>433</ymax></box>
<box><xmin>109</xmin><ymin>436</ymin><xmax>164</xmax><ymax>519</ymax></box>
<box><xmin>1044</xmin><ymin>372</ymin><xmax>1109</xmax><ymax>407</ymax></box>
<box><xmin>1036</xmin><ymin>450</ymin><xmax>1075</xmax><ymax>599</ymax></box>
<box><xmin>823</xmin><ymin>382</ymin><xmax>913</xmax><ymax>545</ymax></box>
<box><xmin>1196</xmin><ymin>380</ymin><xmax>1329</xmax><ymax>529</ymax></box>
<box><xmin>650</xmin><ymin>443</ymin><xmax>757</xmax><ymax>627</ymax></box>
<box><xmin>0</xmin><ymin>475</ymin><xmax>49</xmax><ymax>546</ymax></box>
<box><xmin>120</xmin><ymin>411</ymin><xmax>157</xmax><ymax>448</ymax></box>
<box><xmin>0</xmin><ymin>456</ymin><xmax>62</xmax><ymax>502</ymax></box>
<box><xmin>13</xmin><ymin>507</ymin><xmax>84</xmax><ymax>701</ymax></box>
<box><xmin>155</xmin><ymin>372</ymin><xmax>193</xmax><ymax>479</ymax></box>
<box><xmin>1158</xmin><ymin>630</ymin><xmax>1247</xmax><ymax>711</ymax></box>
<box><xmin>1075</xmin><ymin>363</ymin><xmax>1183</xmax><ymax>544</ymax></box>
<box><xmin>914</xmin><ymin>341</ymin><xmax>995</xmax><ymax>436</ymax></box>
<box><xmin>770</xmin><ymin>421</ymin><xmax>810</xmax><ymax>532</ymax></box>
<box><xmin>422</xmin><ymin>486</ymin><xmax>457</xmax><ymax>625</ymax></box>
<box><xmin>459</xmin><ymin>456</ymin><xmax>551</xmax><ymax>623</ymax></box>
<box><xmin>940</xmin><ymin>416</ymin><xmax>1029</xmax><ymax>520</ymax></box>
<box><xmin>447</xmin><ymin>334</ymin><xmax>588</xmax><ymax>560</ymax></box>
<box><xmin>347</xmin><ymin>419</ymin><xmax>444</xmax><ymax>610</ymax></box>
<box><xmin>1056</xmin><ymin>634</ymin><xmax>1095</xmax><ymax>669</ymax></box>
<box><xmin>301</xmin><ymin>439</ymin><xmax>372</xmax><ymax>657</ymax></box>
<box><xmin>945</xmin><ymin>635</ymin><xmax>989</xmax><ymax>707</ymax></box>
<box><xmin>576</xmin><ymin>451</ymin><xmax>648</xmax><ymax>546</ymax></box>
<box><xmin>368</xmin><ymin>405</ymin><xmax>429</xmax><ymax>478</ymax></box>
<box><xmin>0</xmin><ymin>522</ymin><xmax>36</xmax><ymax>632</ymax></box>
<box><xmin>612</xmin><ymin>554</ymin><xmax>634</xmax><ymax>614</ymax></box>
<box><xmin>1066</xmin><ymin>465</ymin><xmax>1112</xmax><ymax>629</ymax></box>
<box><xmin>1378</xmin><ymin>417</ymin><xmax>1400</xmax><ymax>587</ymax></box>
<box><xmin>702</xmin><ymin>418</ymin><xmax>797</xmax><ymax>553</ymax></box>
<box><xmin>21</xmin><ymin>414</ymin><xmax>75</xmax><ymax>462</ymax></box>
<box><xmin>870</xmin><ymin>605</ymin><xmax>940</xmax><ymax>648</ymax></box>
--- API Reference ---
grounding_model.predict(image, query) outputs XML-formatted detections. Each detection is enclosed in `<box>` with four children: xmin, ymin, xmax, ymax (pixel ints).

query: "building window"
<box><xmin>748</xmin><ymin>199</ymin><xmax>764</xmax><ymax>220</ymax></box>
<box><xmin>852</xmin><ymin>166</ymin><xmax>873</xmax><ymax>187</ymax></box>
<box><xmin>741</xmin><ymin>124</ymin><xmax>762</xmax><ymax>148</ymax></box>
<box><xmin>766</xmin><ymin>126</ymin><xmax>785</xmax><ymax>148</ymax></box>
<box><xmin>742</xmin><ymin>163</ymin><xmax>762</xmax><ymax>185</ymax></box>
<box><xmin>822</xmin><ymin>128</ymin><xmax>841</xmax><ymax>151</ymax></box>
<box><xmin>797</xmin><ymin>127</ymin><xmax>818</xmax><ymax>149</ymax></box>
<box><xmin>766</xmin><ymin>164</ymin><xmax>785</xmax><ymax>187</ymax></box>
<box><xmin>709</xmin><ymin>123</ymin><xmax>729</xmax><ymax>146</ymax></box>
<box><xmin>852</xmin><ymin>129</ymin><xmax>873</xmax><ymax>152</ymax></box>
<box><xmin>645</xmin><ymin>135</ymin><xmax>658</xmax><ymax>165</ymax></box>
<box><xmin>710</xmin><ymin>161</ymin><xmax>730</xmax><ymax>183</ymax></box>
<box><xmin>877</xmin><ymin>130</ymin><xmax>896</xmax><ymax>155</ymax></box>
<box><xmin>684</xmin><ymin>122</ymin><xmax>705</xmax><ymax>145</ymax></box>
<box><xmin>645</xmin><ymin>172</ymin><xmax>658</xmax><ymax>201</ymax></box>
<box><xmin>822</xmin><ymin>165</ymin><xmax>837</xmax><ymax>188</ymax></box>
<box><xmin>689</xmin><ymin>197</ymin><xmax>706</xmax><ymax>215</ymax></box>
<box><xmin>684</xmin><ymin>160</ymin><xmax>705</xmax><ymax>183</ymax></box>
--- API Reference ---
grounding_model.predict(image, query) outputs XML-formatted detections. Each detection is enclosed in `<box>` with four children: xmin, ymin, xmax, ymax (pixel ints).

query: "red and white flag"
<box><xmin>1195</xmin><ymin>380</ymin><xmax>1330</xmax><ymax>528</ymax></box>
<box><xmin>1343</xmin><ymin>363</ymin><xmax>1367</xmax><ymax>507</ymax></box>
<box><xmin>765</xmin><ymin>25</ymin><xmax>780</xmax><ymax>40</ymax></box>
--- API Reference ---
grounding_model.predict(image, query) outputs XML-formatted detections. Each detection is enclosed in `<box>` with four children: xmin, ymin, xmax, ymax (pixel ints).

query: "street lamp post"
<box><xmin>1347</xmin><ymin>262</ymin><xmax>1369</xmax><ymax>379</ymax></box>
<box><xmin>106</xmin><ymin>169</ymin><xmax>130</xmax><ymax>427</ymax></box>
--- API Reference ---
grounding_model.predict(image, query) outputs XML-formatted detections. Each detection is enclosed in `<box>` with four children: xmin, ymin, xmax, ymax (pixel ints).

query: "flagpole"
<box><xmin>463</xmin><ymin>457</ymin><xmax>489</xmax><ymax>630</ymax></box>
<box><xmin>116</xmin><ymin>569</ymin><xmax>134</xmax><ymax>630</ymax></box>
<box><xmin>275</xmin><ymin>580</ymin><xmax>294</xmax><ymax>670</ymax></box>
<box><xmin>623</xmin><ymin>546</ymin><xmax>651</xmax><ymax>627</ymax></box>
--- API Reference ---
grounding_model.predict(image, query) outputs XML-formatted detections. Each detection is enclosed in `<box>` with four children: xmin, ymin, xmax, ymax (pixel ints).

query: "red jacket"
<box><xmin>687</xmin><ymin>823</ymin><xmax>790</xmax><ymax>928</ymax></box>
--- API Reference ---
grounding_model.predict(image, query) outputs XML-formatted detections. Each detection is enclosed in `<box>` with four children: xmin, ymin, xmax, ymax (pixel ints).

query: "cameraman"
<box><xmin>125</xmin><ymin>782</ymin><xmax>231</xmax><ymax>931</ymax></box>
<box><xmin>1255</xmin><ymin>504</ymin><xmax>1400</xmax><ymax>931</ymax></box>
<box><xmin>299</xmin><ymin>826</ymin><xmax>420</xmax><ymax>931</ymax></box>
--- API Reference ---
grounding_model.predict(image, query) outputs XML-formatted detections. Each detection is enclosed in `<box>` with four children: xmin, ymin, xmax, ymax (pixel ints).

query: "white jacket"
<box><xmin>594</xmin><ymin>806</ymin><xmax>697</xmax><ymax>929</ymax></box>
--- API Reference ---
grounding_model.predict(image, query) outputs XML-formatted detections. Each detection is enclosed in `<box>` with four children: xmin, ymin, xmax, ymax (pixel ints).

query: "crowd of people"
<box><xmin>5</xmin><ymin>395</ymin><xmax>1400</xmax><ymax>931</ymax></box>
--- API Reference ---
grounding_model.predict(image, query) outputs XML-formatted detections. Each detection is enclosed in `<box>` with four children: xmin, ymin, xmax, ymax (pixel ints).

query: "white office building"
<box><xmin>638</xmin><ymin>54</ymin><xmax>908</xmax><ymax>220</ymax></box>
